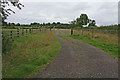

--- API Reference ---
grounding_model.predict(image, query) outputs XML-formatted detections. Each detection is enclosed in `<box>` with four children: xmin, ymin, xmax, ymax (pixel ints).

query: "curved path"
<box><xmin>35</xmin><ymin>30</ymin><xmax>118</xmax><ymax>78</ymax></box>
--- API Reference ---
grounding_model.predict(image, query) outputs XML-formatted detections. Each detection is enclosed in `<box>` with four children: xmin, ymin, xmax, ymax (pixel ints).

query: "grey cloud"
<box><xmin>118</xmin><ymin>1</ymin><xmax>120</xmax><ymax>24</ymax></box>
<box><xmin>5</xmin><ymin>2</ymin><xmax>118</xmax><ymax>26</ymax></box>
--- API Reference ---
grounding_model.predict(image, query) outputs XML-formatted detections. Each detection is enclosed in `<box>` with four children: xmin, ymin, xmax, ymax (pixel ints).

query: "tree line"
<box><xmin>2</xmin><ymin>13</ymin><xmax>118</xmax><ymax>30</ymax></box>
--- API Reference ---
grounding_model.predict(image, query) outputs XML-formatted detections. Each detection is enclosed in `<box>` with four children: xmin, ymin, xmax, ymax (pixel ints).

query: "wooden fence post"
<box><xmin>22</xmin><ymin>29</ymin><xmax>24</xmax><ymax>36</ymax></box>
<box><xmin>29</xmin><ymin>29</ymin><xmax>31</xmax><ymax>33</ymax></box>
<box><xmin>71</xmin><ymin>29</ymin><xmax>73</xmax><ymax>35</ymax></box>
<box><xmin>26</xmin><ymin>29</ymin><xmax>27</xmax><ymax>34</ymax></box>
<box><xmin>10</xmin><ymin>30</ymin><xmax>12</xmax><ymax>39</ymax></box>
<box><xmin>17</xmin><ymin>29</ymin><xmax>19</xmax><ymax>37</ymax></box>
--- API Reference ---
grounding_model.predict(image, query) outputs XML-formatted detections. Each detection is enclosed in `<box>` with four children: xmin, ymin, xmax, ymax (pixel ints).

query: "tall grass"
<box><xmin>3</xmin><ymin>31</ymin><xmax>61</xmax><ymax>78</ymax></box>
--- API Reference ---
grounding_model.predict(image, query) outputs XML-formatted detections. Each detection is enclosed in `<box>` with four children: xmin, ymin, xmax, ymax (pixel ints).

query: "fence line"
<box><xmin>2</xmin><ymin>28</ymin><xmax>44</xmax><ymax>40</ymax></box>
<box><xmin>73</xmin><ymin>29</ymin><xmax>118</xmax><ymax>34</ymax></box>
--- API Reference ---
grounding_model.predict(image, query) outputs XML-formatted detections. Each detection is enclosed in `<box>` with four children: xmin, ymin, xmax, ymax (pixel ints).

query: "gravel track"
<box><xmin>34</xmin><ymin>30</ymin><xmax>118</xmax><ymax>78</ymax></box>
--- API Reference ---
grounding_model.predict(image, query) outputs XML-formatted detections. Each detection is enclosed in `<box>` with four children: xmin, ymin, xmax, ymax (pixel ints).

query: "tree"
<box><xmin>2</xmin><ymin>21</ymin><xmax>7</xmax><ymax>26</ymax></box>
<box><xmin>70</xmin><ymin>14</ymin><xmax>96</xmax><ymax>28</ymax></box>
<box><xmin>69</xmin><ymin>19</ymin><xmax>76</xmax><ymax>28</ymax></box>
<box><xmin>0</xmin><ymin>0</ymin><xmax>24</xmax><ymax>22</ymax></box>
<box><xmin>88</xmin><ymin>20</ymin><xmax>96</xmax><ymax>27</ymax></box>
<box><xmin>11</xmin><ymin>23</ymin><xmax>15</xmax><ymax>26</ymax></box>
<box><xmin>42</xmin><ymin>23</ymin><xmax>46</xmax><ymax>26</ymax></box>
<box><xmin>47</xmin><ymin>22</ymin><xmax>50</xmax><ymax>26</ymax></box>
<box><xmin>16</xmin><ymin>23</ymin><xmax>20</xmax><ymax>26</ymax></box>
<box><xmin>8</xmin><ymin>22</ymin><xmax>11</xmax><ymax>26</ymax></box>
<box><xmin>70</xmin><ymin>20</ymin><xmax>76</xmax><ymax>25</ymax></box>
<box><xmin>76</xmin><ymin>14</ymin><xmax>89</xmax><ymax>27</ymax></box>
<box><xmin>57</xmin><ymin>22</ymin><xmax>60</xmax><ymax>24</ymax></box>
<box><xmin>53</xmin><ymin>22</ymin><xmax>56</xmax><ymax>26</ymax></box>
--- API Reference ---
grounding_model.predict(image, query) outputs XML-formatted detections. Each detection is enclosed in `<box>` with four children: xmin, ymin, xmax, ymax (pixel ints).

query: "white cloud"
<box><xmin>5</xmin><ymin>2</ymin><xmax>118</xmax><ymax>26</ymax></box>
<box><xmin>20</xmin><ymin>0</ymin><xmax>119</xmax><ymax>2</ymax></box>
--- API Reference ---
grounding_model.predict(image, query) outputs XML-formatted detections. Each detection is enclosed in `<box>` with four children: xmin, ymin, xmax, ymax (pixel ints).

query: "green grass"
<box><xmin>61</xmin><ymin>29</ymin><xmax>118</xmax><ymax>59</ymax></box>
<box><xmin>58</xmin><ymin>31</ymin><xmax>74</xmax><ymax>43</ymax></box>
<box><xmin>69</xmin><ymin>34</ymin><xmax>118</xmax><ymax>59</ymax></box>
<box><xmin>2</xmin><ymin>29</ymin><xmax>38</xmax><ymax>53</ymax></box>
<box><xmin>3</xmin><ymin>31</ymin><xmax>61</xmax><ymax>78</ymax></box>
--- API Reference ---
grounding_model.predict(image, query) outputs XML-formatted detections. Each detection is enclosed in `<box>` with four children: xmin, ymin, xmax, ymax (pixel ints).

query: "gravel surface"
<box><xmin>34</xmin><ymin>30</ymin><xmax>118</xmax><ymax>78</ymax></box>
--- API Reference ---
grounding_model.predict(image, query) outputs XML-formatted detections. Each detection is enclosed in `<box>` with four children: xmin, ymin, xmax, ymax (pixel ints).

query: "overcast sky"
<box><xmin>5</xmin><ymin>0</ymin><xmax>119</xmax><ymax>26</ymax></box>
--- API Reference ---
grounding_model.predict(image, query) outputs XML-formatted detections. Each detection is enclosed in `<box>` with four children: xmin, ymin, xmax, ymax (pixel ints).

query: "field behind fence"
<box><xmin>61</xmin><ymin>29</ymin><xmax>118</xmax><ymax>45</ymax></box>
<box><xmin>75</xmin><ymin>29</ymin><xmax>117</xmax><ymax>44</ymax></box>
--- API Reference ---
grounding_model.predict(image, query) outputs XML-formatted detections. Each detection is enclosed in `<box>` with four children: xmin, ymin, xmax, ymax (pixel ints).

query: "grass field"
<box><xmin>2</xmin><ymin>29</ymin><xmax>40</xmax><ymax>54</ymax></box>
<box><xmin>2</xmin><ymin>30</ymin><xmax>61</xmax><ymax>78</ymax></box>
<box><xmin>61</xmin><ymin>29</ymin><xmax>118</xmax><ymax>59</ymax></box>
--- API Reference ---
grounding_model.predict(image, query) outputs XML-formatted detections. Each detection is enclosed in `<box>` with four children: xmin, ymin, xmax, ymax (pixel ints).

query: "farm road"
<box><xmin>35</xmin><ymin>30</ymin><xmax>118</xmax><ymax>78</ymax></box>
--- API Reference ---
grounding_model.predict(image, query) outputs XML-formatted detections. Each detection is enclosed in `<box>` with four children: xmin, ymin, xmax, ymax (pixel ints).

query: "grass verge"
<box><xmin>69</xmin><ymin>34</ymin><xmax>118</xmax><ymax>59</ymax></box>
<box><xmin>3</xmin><ymin>31</ymin><xmax>61</xmax><ymax>78</ymax></box>
<box><xmin>61</xmin><ymin>29</ymin><xmax>118</xmax><ymax>59</ymax></box>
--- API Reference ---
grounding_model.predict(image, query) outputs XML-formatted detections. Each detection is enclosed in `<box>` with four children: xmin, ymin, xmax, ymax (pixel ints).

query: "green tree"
<box><xmin>57</xmin><ymin>22</ymin><xmax>60</xmax><ymax>24</ymax></box>
<box><xmin>42</xmin><ymin>23</ymin><xmax>46</xmax><ymax>26</ymax></box>
<box><xmin>0</xmin><ymin>0</ymin><xmax>24</xmax><ymax>23</ymax></box>
<box><xmin>2</xmin><ymin>21</ymin><xmax>7</xmax><ymax>26</ymax></box>
<box><xmin>53</xmin><ymin>22</ymin><xmax>56</xmax><ymax>26</ymax></box>
<box><xmin>16</xmin><ymin>23</ymin><xmax>20</xmax><ymax>26</ymax></box>
<box><xmin>47</xmin><ymin>22</ymin><xmax>51</xmax><ymax>26</ymax></box>
<box><xmin>69</xmin><ymin>20</ymin><xmax>76</xmax><ymax>28</ymax></box>
<box><xmin>88</xmin><ymin>20</ymin><xmax>96</xmax><ymax>27</ymax></box>
<box><xmin>76</xmin><ymin>14</ymin><xmax>89</xmax><ymax>27</ymax></box>
<box><xmin>11</xmin><ymin>23</ymin><xmax>15</xmax><ymax>26</ymax></box>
